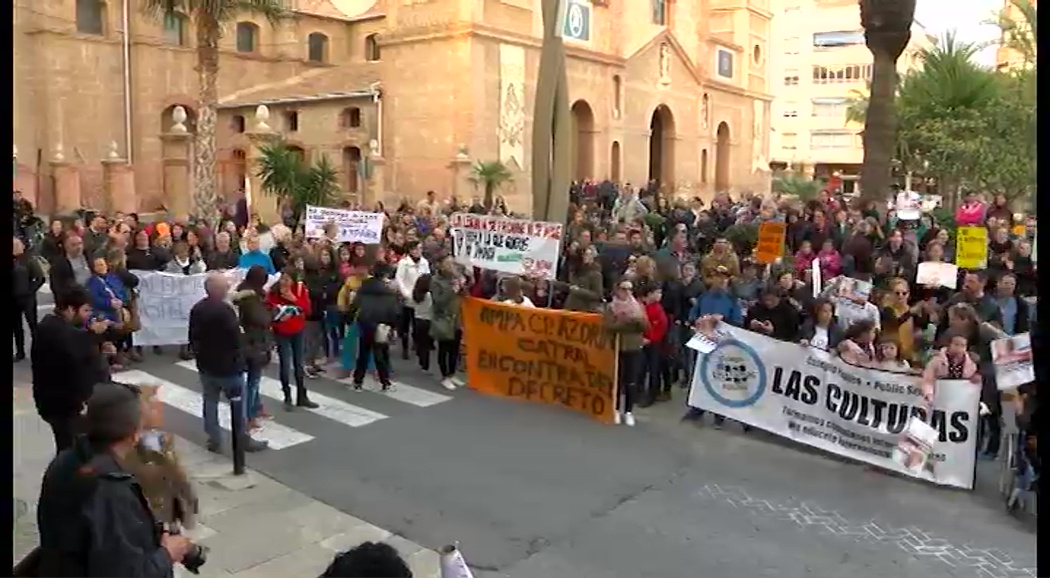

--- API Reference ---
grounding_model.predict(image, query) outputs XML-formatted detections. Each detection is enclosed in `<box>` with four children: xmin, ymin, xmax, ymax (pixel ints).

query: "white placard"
<box><xmin>303</xmin><ymin>205</ymin><xmax>385</xmax><ymax>244</ymax></box>
<box><xmin>895</xmin><ymin>190</ymin><xmax>922</xmax><ymax>220</ymax></box>
<box><xmin>688</xmin><ymin>325</ymin><xmax>980</xmax><ymax>489</ymax></box>
<box><xmin>131</xmin><ymin>269</ymin><xmax>278</xmax><ymax>346</ymax></box>
<box><xmin>915</xmin><ymin>261</ymin><xmax>959</xmax><ymax>289</ymax></box>
<box><xmin>991</xmin><ymin>333</ymin><xmax>1034</xmax><ymax>389</ymax></box>
<box><xmin>449</xmin><ymin>213</ymin><xmax>563</xmax><ymax>280</ymax></box>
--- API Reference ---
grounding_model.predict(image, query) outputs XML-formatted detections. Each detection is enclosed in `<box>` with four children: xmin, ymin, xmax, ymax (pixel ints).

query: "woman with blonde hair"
<box><xmin>105</xmin><ymin>248</ymin><xmax>141</xmax><ymax>362</ymax></box>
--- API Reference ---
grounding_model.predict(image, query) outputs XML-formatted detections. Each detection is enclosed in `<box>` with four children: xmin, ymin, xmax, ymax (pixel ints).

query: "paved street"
<box><xmin>14</xmin><ymin>289</ymin><xmax>1038</xmax><ymax>576</ymax></box>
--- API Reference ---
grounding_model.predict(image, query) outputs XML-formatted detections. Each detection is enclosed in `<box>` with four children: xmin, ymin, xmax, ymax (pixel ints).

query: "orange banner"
<box><xmin>755</xmin><ymin>221</ymin><xmax>787</xmax><ymax>264</ymax></box>
<box><xmin>461</xmin><ymin>297</ymin><xmax>618</xmax><ymax>423</ymax></box>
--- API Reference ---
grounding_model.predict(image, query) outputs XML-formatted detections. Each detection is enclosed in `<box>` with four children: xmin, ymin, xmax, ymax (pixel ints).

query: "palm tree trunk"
<box><xmin>193</xmin><ymin>19</ymin><xmax>221</xmax><ymax>226</ymax></box>
<box><xmin>484</xmin><ymin>183</ymin><xmax>494</xmax><ymax>210</ymax></box>
<box><xmin>859</xmin><ymin>47</ymin><xmax>903</xmax><ymax>205</ymax></box>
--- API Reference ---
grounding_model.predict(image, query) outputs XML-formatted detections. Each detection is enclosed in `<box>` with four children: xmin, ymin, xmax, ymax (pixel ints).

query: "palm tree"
<box><xmin>142</xmin><ymin>0</ymin><xmax>286</xmax><ymax>226</ymax></box>
<box><xmin>469</xmin><ymin>160</ymin><xmax>514</xmax><ymax>209</ymax></box>
<box><xmin>772</xmin><ymin>173</ymin><xmax>822</xmax><ymax>202</ymax></box>
<box><xmin>256</xmin><ymin>142</ymin><xmax>340</xmax><ymax>225</ymax></box>
<box><xmin>858</xmin><ymin>0</ymin><xmax>917</xmax><ymax>205</ymax></box>
<box><xmin>989</xmin><ymin>0</ymin><xmax>1037</xmax><ymax>68</ymax></box>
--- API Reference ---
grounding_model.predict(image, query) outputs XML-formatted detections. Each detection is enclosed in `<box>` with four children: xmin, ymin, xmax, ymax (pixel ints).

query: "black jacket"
<box><xmin>305</xmin><ymin>267</ymin><xmax>341</xmax><ymax>322</ymax></box>
<box><xmin>205</xmin><ymin>249</ymin><xmax>240</xmax><ymax>271</ymax></box>
<box><xmin>232</xmin><ymin>288</ymin><xmax>273</xmax><ymax>366</ymax></box>
<box><xmin>31</xmin><ymin>314</ymin><xmax>108</xmax><ymax>420</ymax></box>
<box><xmin>797</xmin><ymin>319</ymin><xmax>845</xmax><ymax>350</ymax></box>
<box><xmin>188</xmin><ymin>297</ymin><xmax>243</xmax><ymax>377</ymax></box>
<box><xmin>350</xmin><ymin>277</ymin><xmax>401</xmax><ymax>328</ymax></box>
<box><xmin>270</xmin><ymin>245</ymin><xmax>292</xmax><ymax>272</ymax></box>
<box><xmin>126</xmin><ymin>247</ymin><xmax>168</xmax><ymax>271</ymax></box>
<box><xmin>40</xmin><ymin>233</ymin><xmax>64</xmax><ymax>266</ymax></box>
<box><xmin>49</xmin><ymin>255</ymin><xmax>83</xmax><ymax>298</ymax></box>
<box><xmin>37</xmin><ymin>437</ymin><xmax>173</xmax><ymax>577</ymax></box>
<box><xmin>13</xmin><ymin>254</ymin><xmax>46</xmax><ymax>300</ymax></box>
<box><xmin>745</xmin><ymin>301</ymin><xmax>802</xmax><ymax>342</ymax></box>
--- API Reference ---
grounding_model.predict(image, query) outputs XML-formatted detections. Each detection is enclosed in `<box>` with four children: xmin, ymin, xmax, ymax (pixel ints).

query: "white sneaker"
<box><xmin>441</xmin><ymin>378</ymin><xmax>457</xmax><ymax>391</ymax></box>
<box><xmin>451</xmin><ymin>376</ymin><xmax>466</xmax><ymax>387</ymax></box>
<box><xmin>613</xmin><ymin>411</ymin><xmax>622</xmax><ymax>425</ymax></box>
<box><xmin>624</xmin><ymin>412</ymin><xmax>636</xmax><ymax>427</ymax></box>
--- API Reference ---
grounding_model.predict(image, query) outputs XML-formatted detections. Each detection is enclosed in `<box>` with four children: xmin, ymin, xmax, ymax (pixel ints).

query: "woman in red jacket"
<box><xmin>266</xmin><ymin>268</ymin><xmax>319</xmax><ymax>410</ymax></box>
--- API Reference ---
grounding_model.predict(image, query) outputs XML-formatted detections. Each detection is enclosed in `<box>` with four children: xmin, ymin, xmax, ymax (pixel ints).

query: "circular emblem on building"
<box><xmin>699</xmin><ymin>339</ymin><xmax>767</xmax><ymax>408</ymax></box>
<box><xmin>567</xmin><ymin>4</ymin><xmax>585</xmax><ymax>38</ymax></box>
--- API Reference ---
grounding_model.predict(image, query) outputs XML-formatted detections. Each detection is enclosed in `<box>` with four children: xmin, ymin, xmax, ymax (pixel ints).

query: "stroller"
<box><xmin>1000</xmin><ymin>386</ymin><xmax>1038</xmax><ymax>515</ymax></box>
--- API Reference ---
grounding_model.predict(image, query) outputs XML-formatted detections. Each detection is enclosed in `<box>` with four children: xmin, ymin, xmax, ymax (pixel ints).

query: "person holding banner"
<box><xmin>603</xmin><ymin>279</ymin><xmax>648</xmax><ymax>426</ymax></box>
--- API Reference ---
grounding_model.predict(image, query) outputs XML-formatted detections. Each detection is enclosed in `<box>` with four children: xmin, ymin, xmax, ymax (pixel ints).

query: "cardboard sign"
<box><xmin>991</xmin><ymin>333</ymin><xmax>1034</xmax><ymax>389</ymax></box>
<box><xmin>461</xmin><ymin>297</ymin><xmax>617</xmax><ymax>423</ymax></box>
<box><xmin>754</xmin><ymin>222</ymin><xmax>787</xmax><ymax>264</ymax></box>
<box><xmin>955</xmin><ymin>226</ymin><xmax>988</xmax><ymax>269</ymax></box>
<box><xmin>450</xmin><ymin>213</ymin><xmax>563</xmax><ymax>280</ymax></box>
<box><xmin>916</xmin><ymin>261</ymin><xmax>959</xmax><ymax>289</ymax></box>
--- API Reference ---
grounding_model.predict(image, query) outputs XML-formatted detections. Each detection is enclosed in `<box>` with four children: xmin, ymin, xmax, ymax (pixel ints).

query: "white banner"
<box><xmin>688</xmin><ymin>325</ymin><xmax>980</xmax><ymax>489</ymax></box>
<box><xmin>132</xmin><ymin>269</ymin><xmax>278</xmax><ymax>346</ymax></box>
<box><xmin>991</xmin><ymin>333</ymin><xmax>1033</xmax><ymax>389</ymax></box>
<box><xmin>303</xmin><ymin>205</ymin><xmax>384</xmax><ymax>244</ymax></box>
<box><xmin>895</xmin><ymin>190</ymin><xmax>921</xmax><ymax>220</ymax></box>
<box><xmin>449</xmin><ymin>213</ymin><xmax>563</xmax><ymax>280</ymax></box>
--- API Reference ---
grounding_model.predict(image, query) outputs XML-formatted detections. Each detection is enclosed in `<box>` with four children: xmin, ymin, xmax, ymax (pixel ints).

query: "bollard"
<box><xmin>229</xmin><ymin>394</ymin><xmax>246</xmax><ymax>476</ymax></box>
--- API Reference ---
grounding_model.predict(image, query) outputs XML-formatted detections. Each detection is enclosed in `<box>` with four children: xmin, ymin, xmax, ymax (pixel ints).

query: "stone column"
<box><xmin>449</xmin><ymin>145</ymin><xmax>473</xmax><ymax>201</ymax></box>
<box><xmin>160</xmin><ymin>107</ymin><xmax>193</xmax><ymax>219</ymax></box>
<box><xmin>50</xmin><ymin>144</ymin><xmax>82</xmax><ymax>216</ymax></box>
<box><xmin>245</xmin><ymin>105</ymin><xmax>280</xmax><ymax>225</ymax></box>
<box><xmin>361</xmin><ymin>139</ymin><xmax>386</xmax><ymax>208</ymax></box>
<box><xmin>101</xmin><ymin>141</ymin><xmax>137</xmax><ymax>214</ymax></box>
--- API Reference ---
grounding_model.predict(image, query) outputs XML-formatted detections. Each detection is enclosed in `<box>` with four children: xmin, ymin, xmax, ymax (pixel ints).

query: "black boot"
<box><xmin>282</xmin><ymin>388</ymin><xmax>295</xmax><ymax>411</ymax></box>
<box><xmin>297</xmin><ymin>387</ymin><xmax>319</xmax><ymax>409</ymax></box>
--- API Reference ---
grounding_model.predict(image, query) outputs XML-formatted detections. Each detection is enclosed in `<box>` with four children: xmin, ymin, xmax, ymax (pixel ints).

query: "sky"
<box><xmin>914</xmin><ymin>0</ymin><xmax>1004</xmax><ymax>65</ymax></box>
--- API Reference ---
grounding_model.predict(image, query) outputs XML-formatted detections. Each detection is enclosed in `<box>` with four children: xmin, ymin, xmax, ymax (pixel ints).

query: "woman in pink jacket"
<box><xmin>816</xmin><ymin>239</ymin><xmax>842</xmax><ymax>278</ymax></box>
<box><xmin>954</xmin><ymin>192</ymin><xmax>986</xmax><ymax>227</ymax></box>
<box><xmin>921</xmin><ymin>330</ymin><xmax>979</xmax><ymax>403</ymax></box>
<box><xmin>793</xmin><ymin>240</ymin><xmax>817</xmax><ymax>279</ymax></box>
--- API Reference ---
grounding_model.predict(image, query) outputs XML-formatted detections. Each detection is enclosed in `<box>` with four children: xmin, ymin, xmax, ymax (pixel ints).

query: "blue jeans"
<box><xmin>245</xmin><ymin>361</ymin><xmax>263</xmax><ymax>419</ymax></box>
<box><xmin>275</xmin><ymin>333</ymin><xmax>305</xmax><ymax>396</ymax></box>
<box><xmin>200</xmin><ymin>372</ymin><xmax>246</xmax><ymax>446</ymax></box>
<box><xmin>324</xmin><ymin>311</ymin><xmax>343</xmax><ymax>357</ymax></box>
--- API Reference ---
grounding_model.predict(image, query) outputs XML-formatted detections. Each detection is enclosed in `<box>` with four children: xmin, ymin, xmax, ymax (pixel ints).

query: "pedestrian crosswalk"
<box><xmin>114</xmin><ymin>355</ymin><xmax>456</xmax><ymax>451</ymax></box>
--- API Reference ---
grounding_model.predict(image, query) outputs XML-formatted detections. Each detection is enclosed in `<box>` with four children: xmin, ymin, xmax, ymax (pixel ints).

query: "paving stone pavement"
<box><xmin>693</xmin><ymin>484</ymin><xmax>1037</xmax><ymax>578</ymax></box>
<box><xmin>13</xmin><ymin>387</ymin><xmax>440</xmax><ymax>577</ymax></box>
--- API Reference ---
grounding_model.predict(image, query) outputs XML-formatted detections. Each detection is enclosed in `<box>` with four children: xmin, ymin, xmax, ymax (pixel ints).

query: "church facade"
<box><xmin>14</xmin><ymin>0</ymin><xmax>773</xmax><ymax>216</ymax></box>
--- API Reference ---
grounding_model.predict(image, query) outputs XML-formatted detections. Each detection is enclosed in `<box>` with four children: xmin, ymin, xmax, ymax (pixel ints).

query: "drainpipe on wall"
<box><xmin>370</xmin><ymin>82</ymin><xmax>382</xmax><ymax>157</ymax></box>
<box><xmin>121</xmin><ymin>0</ymin><xmax>133</xmax><ymax>163</ymax></box>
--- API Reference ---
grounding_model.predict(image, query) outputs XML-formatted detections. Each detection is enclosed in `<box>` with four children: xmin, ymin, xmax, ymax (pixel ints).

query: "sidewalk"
<box><xmin>13</xmin><ymin>386</ymin><xmax>440</xmax><ymax>577</ymax></box>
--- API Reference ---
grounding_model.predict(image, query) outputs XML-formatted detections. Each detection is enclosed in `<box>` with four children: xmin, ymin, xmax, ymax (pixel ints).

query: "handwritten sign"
<box><xmin>303</xmin><ymin>205</ymin><xmax>384</xmax><ymax>244</ymax></box>
<box><xmin>916</xmin><ymin>261</ymin><xmax>959</xmax><ymax>289</ymax></box>
<box><xmin>131</xmin><ymin>269</ymin><xmax>278</xmax><ymax>346</ymax></box>
<box><xmin>895</xmin><ymin>190</ymin><xmax>921</xmax><ymax>220</ymax></box>
<box><xmin>461</xmin><ymin>297</ymin><xmax>617</xmax><ymax>423</ymax></box>
<box><xmin>754</xmin><ymin>222</ymin><xmax>786</xmax><ymax>264</ymax></box>
<box><xmin>955</xmin><ymin>226</ymin><xmax>988</xmax><ymax>269</ymax></box>
<box><xmin>450</xmin><ymin>213</ymin><xmax>563</xmax><ymax>280</ymax></box>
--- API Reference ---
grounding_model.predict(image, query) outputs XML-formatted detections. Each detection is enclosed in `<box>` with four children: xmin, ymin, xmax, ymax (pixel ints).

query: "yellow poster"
<box><xmin>955</xmin><ymin>226</ymin><xmax>988</xmax><ymax>269</ymax></box>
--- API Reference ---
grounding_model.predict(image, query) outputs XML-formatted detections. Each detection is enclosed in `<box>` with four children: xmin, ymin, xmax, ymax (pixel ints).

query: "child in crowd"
<box><xmin>639</xmin><ymin>284</ymin><xmax>670</xmax><ymax>407</ymax></box>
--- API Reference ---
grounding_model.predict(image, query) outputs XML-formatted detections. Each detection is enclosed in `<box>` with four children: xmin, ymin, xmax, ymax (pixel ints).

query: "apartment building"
<box><xmin>768</xmin><ymin>0</ymin><xmax>933</xmax><ymax>193</ymax></box>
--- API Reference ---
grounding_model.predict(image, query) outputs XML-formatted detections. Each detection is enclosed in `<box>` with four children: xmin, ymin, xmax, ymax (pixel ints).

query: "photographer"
<box><xmin>35</xmin><ymin>382</ymin><xmax>192</xmax><ymax>576</ymax></box>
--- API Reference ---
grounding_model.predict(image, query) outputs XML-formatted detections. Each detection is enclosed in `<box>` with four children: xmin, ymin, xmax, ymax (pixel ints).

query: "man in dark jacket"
<box><xmin>348</xmin><ymin>265</ymin><xmax>402</xmax><ymax>391</ymax></box>
<box><xmin>205</xmin><ymin>231</ymin><xmax>240</xmax><ymax>271</ymax></box>
<box><xmin>36</xmin><ymin>382</ymin><xmax>190</xmax><ymax>576</ymax></box>
<box><xmin>13</xmin><ymin>236</ymin><xmax>46</xmax><ymax>361</ymax></box>
<box><xmin>188</xmin><ymin>273</ymin><xmax>268</xmax><ymax>453</ymax></box>
<box><xmin>31</xmin><ymin>285</ymin><xmax>111</xmax><ymax>452</ymax></box>
<box><xmin>49</xmin><ymin>232</ymin><xmax>93</xmax><ymax>299</ymax></box>
<box><xmin>745</xmin><ymin>288</ymin><xmax>802</xmax><ymax>342</ymax></box>
<box><xmin>83</xmin><ymin>214</ymin><xmax>110</xmax><ymax>258</ymax></box>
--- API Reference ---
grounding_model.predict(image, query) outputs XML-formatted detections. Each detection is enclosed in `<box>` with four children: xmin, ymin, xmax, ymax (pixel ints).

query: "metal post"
<box><xmin>229</xmin><ymin>393</ymin><xmax>246</xmax><ymax>476</ymax></box>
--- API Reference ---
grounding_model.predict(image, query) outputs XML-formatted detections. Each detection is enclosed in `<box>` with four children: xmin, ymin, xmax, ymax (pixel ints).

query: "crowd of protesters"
<box><xmin>14</xmin><ymin>181</ymin><xmax>1039</xmax><ymax>514</ymax></box>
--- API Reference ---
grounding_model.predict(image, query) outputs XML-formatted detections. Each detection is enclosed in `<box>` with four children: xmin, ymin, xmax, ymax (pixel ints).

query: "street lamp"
<box><xmin>531</xmin><ymin>0</ymin><xmax>572</xmax><ymax>223</ymax></box>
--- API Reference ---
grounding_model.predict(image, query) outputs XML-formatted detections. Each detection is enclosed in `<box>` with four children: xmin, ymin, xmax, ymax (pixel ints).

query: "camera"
<box><xmin>168</xmin><ymin>525</ymin><xmax>209</xmax><ymax>575</ymax></box>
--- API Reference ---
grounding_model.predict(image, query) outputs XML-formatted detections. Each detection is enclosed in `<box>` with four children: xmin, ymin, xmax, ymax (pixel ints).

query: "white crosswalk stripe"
<box><xmin>117</xmin><ymin>369</ymin><xmax>315</xmax><ymax>449</ymax></box>
<box><xmin>176</xmin><ymin>361</ymin><xmax>389</xmax><ymax>428</ymax></box>
<box><xmin>335</xmin><ymin>375</ymin><xmax>452</xmax><ymax>407</ymax></box>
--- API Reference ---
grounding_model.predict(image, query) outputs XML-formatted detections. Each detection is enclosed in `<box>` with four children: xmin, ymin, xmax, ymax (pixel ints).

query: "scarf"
<box><xmin>610</xmin><ymin>294</ymin><xmax>643</xmax><ymax>320</ymax></box>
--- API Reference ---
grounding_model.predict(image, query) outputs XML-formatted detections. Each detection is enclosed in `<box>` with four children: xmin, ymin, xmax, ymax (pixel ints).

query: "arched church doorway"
<box><xmin>570</xmin><ymin>100</ymin><xmax>595</xmax><ymax>181</ymax></box>
<box><xmin>715</xmin><ymin>122</ymin><xmax>731</xmax><ymax>192</ymax></box>
<box><xmin>648</xmin><ymin>105</ymin><xmax>676</xmax><ymax>187</ymax></box>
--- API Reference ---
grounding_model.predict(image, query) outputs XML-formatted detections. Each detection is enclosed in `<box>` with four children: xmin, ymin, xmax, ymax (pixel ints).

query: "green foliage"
<box><xmin>256</xmin><ymin>142</ymin><xmax>340</xmax><ymax>224</ymax></box>
<box><xmin>468</xmin><ymin>160</ymin><xmax>513</xmax><ymax>209</ymax></box>
<box><xmin>772</xmin><ymin>173</ymin><xmax>822</xmax><ymax>202</ymax></box>
<box><xmin>847</xmin><ymin>32</ymin><xmax>1036</xmax><ymax>206</ymax></box>
<box><xmin>724</xmin><ymin>223</ymin><xmax>759</xmax><ymax>256</ymax></box>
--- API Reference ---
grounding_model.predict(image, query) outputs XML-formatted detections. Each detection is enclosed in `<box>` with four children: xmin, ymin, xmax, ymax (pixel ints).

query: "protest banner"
<box><xmin>687</xmin><ymin>325</ymin><xmax>980</xmax><ymax>488</ymax></box>
<box><xmin>303</xmin><ymin>205</ymin><xmax>384</xmax><ymax>244</ymax></box>
<box><xmin>894</xmin><ymin>190</ymin><xmax>922</xmax><ymax>220</ymax></box>
<box><xmin>991</xmin><ymin>333</ymin><xmax>1033</xmax><ymax>390</ymax></box>
<box><xmin>754</xmin><ymin>222</ymin><xmax>786</xmax><ymax>264</ymax></box>
<box><xmin>450</xmin><ymin>213</ymin><xmax>563</xmax><ymax>280</ymax></box>
<box><xmin>461</xmin><ymin>297</ymin><xmax>617</xmax><ymax>423</ymax></box>
<box><xmin>915</xmin><ymin>261</ymin><xmax>958</xmax><ymax>289</ymax></box>
<box><xmin>955</xmin><ymin>226</ymin><xmax>988</xmax><ymax>269</ymax></box>
<box><xmin>132</xmin><ymin>269</ymin><xmax>278</xmax><ymax>346</ymax></box>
